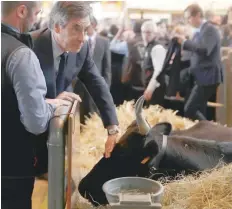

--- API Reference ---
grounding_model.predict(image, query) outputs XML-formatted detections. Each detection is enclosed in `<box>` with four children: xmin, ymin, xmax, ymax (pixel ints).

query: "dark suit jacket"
<box><xmin>183</xmin><ymin>22</ymin><xmax>223</xmax><ymax>86</ymax></box>
<box><xmin>32</xmin><ymin>28</ymin><xmax>118</xmax><ymax>127</ymax></box>
<box><xmin>92</xmin><ymin>35</ymin><xmax>111</xmax><ymax>87</ymax></box>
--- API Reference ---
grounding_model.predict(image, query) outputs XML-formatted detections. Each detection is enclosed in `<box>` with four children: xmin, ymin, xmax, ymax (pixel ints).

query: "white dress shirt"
<box><xmin>146</xmin><ymin>44</ymin><xmax>167</xmax><ymax>92</ymax></box>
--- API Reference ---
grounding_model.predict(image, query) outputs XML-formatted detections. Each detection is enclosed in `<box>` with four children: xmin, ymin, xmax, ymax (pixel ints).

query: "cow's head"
<box><xmin>111</xmin><ymin>96</ymin><xmax>172</xmax><ymax>166</ymax></box>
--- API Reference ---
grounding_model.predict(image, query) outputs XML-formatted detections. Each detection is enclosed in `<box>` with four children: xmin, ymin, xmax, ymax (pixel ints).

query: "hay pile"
<box><xmin>162</xmin><ymin>164</ymin><xmax>232</xmax><ymax>209</ymax></box>
<box><xmin>72</xmin><ymin>101</ymin><xmax>232</xmax><ymax>209</ymax></box>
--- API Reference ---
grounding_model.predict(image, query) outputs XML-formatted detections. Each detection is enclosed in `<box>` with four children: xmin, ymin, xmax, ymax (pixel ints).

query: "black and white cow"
<box><xmin>78</xmin><ymin>96</ymin><xmax>232</xmax><ymax>206</ymax></box>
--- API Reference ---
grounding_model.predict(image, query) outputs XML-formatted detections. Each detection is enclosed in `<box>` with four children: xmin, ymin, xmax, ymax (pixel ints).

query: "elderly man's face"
<box><xmin>55</xmin><ymin>16</ymin><xmax>90</xmax><ymax>53</ymax></box>
<box><xmin>141</xmin><ymin>28</ymin><xmax>155</xmax><ymax>45</ymax></box>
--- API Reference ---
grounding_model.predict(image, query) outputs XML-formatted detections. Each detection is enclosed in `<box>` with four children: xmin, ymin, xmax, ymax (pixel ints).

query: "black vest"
<box><xmin>142</xmin><ymin>40</ymin><xmax>165</xmax><ymax>86</ymax></box>
<box><xmin>1</xmin><ymin>24</ymin><xmax>37</xmax><ymax>177</ymax></box>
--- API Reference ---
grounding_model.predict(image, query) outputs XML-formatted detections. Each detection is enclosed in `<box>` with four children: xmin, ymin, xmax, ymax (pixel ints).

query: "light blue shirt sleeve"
<box><xmin>7</xmin><ymin>47</ymin><xmax>55</xmax><ymax>135</ymax></box>
<box><xmin>110</xmin><ymin>39</ymin><xmax>128</xmax><ymax>56</ymax></box>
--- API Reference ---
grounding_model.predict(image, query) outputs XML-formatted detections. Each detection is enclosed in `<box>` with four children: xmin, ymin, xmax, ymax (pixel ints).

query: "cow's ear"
<box><xmin>151</xmin><ymin>122</ymin><xmax>172</xmax><ymax>135</ymax></box>
<box><xmin>218</xmin><ymin>142</ymin><xmax>232</xmax><ymax>155</ymax></box>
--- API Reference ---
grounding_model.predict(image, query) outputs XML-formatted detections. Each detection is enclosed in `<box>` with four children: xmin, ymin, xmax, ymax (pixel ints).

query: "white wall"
<box><xmin>126</xmin><ymin>0</ymin><xmax>231</xmax><ymax>11</ymax></box>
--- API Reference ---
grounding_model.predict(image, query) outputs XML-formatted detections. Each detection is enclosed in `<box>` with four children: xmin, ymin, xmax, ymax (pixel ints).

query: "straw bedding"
<box><xmin>71</xmin><ymin>101</ymin><xmax>232</xmax><ymax>209</ymax></box>
<box><xmin>162</xmin><ymin>164</ymin><xmax>232</xmax><ymax>209</ymax></box>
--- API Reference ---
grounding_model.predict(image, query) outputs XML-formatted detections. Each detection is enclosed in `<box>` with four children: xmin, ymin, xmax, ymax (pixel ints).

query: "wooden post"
<box><xmin>226</xmin><ymin>51</ymin><xmax>232</xmax><ymax>127</ymax></box>
<box><xmin>216</xmin><ymin>56</ymin><xmax>228</xmax><ymax>125</ymax></box>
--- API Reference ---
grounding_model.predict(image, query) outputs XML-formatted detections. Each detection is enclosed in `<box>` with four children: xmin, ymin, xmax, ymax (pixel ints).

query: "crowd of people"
<box><xmin>1</xmin><ymin>1</ymin><xmax>232</xmax><ymax>209</ymax></box>
<box><xmin>70</xmin><ymin>5</ymin><xmax>232</xmax><ymax>122</ymax></box>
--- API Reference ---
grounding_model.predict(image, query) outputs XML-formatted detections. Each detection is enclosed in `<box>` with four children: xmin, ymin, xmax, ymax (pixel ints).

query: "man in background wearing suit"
<box><xmin>32</xmin><ymin>2</ymin><xmax>120</xmax><ymax>177</ymax></box>
<box><xmin>86</xmin><ymin>15</ymin><xmax>111</xmax><ymax>87</ymax></box>
<box><xmin>175</xmin><ymin>4</ymin><xmax>223</xmax><ymax>120</ymax></box>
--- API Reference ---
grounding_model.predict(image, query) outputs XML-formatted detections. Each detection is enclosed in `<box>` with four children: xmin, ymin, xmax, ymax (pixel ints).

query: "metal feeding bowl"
<box><xmin>102</xmin><ymin>177</ymin><xmax>164</xmax><ymax>209</ymax></box>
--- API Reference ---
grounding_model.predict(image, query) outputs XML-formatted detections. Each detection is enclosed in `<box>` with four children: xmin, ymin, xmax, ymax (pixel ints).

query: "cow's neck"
<box><xmin>159</xmin><ymin>136</ymin><xmax>224</xmax><ymax>171</ymax></box>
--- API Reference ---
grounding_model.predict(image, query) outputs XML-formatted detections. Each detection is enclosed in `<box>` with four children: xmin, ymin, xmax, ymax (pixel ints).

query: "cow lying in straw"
<box><xmin>78</xmin><ymin>96</ymin><xmax>232</xmax><ymax>206</ymax></box>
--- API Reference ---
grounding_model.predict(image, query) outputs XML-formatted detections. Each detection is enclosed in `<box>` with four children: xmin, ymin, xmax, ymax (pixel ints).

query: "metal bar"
<box><xmin>47</xmin><ymin>104</ymin><xmax>73</xmax><ymax>209</ymax></box>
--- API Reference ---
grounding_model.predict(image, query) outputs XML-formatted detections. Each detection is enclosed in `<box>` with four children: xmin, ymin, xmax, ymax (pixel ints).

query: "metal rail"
<box><xmin>47</xmin><ymin>101</ymin><xmax>79</xmax><ymax>209</ymax></box>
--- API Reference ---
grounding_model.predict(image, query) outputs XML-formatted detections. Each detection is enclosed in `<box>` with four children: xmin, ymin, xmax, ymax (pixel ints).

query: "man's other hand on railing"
<box><xmin>57</xmin><ymin>91</ymin><xmax>82</xmax><ymax>103</ymax></box>
<box><xmin>46</xmin><ymin>98</ymin><xmax>72</xmax><ymax>107</ymax></box>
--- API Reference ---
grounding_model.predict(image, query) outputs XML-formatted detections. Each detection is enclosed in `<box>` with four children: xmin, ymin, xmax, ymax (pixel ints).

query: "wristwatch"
<box><xmin>107</xmin><ymin>126</ymin><xmax>120</xmax><ymax>135</ymax></box>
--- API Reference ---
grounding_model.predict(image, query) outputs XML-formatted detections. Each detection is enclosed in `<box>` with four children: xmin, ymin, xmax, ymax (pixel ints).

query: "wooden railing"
<box><xmin>216</xmin><ymin>48</ymin><xmax>232</xmax><ymax>126</ymax></box>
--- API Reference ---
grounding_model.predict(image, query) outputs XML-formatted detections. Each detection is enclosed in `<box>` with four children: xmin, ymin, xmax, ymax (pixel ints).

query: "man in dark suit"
<box><xmin>31</xmin><ymin>2</ymin><xmax>120</xmax><ymax>176</ymax></box>
<box><xmin>175</xmin><ymin>4</ymin><xmax>223</xmax><ymax>120</ymax></box>
<box><xmin>86</xmin><ymin>16</ymin><xmax>111</xmax><ymax>87</ymax></box>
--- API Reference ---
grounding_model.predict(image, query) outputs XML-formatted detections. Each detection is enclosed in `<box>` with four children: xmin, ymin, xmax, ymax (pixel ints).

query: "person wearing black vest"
<box><xmin>141</xmin><ymin>21</ymin><xmax>167</xmax><ymax>106</ymax></box>
<box><xmin>30</xmin><ymin>2</ymin><xmax>120</xmax><ymax>176</ymax></box>
<box><xmin>1</xmin><ymin>1</ymin><xmax>71</xmax><ymax>209</ymax></box>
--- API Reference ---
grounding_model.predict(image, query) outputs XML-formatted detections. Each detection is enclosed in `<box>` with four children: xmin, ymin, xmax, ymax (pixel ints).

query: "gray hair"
<box><xmin>48</xmin><ymin>1</ymin><xmax>91</xmax><ymax>30</ymax></box>
<box><xmin>141</xmin><ymin>20</ymin><xmax>158</xmax><ymax>33</ymax></box>
<box><xmin>1</xmin><ymin>1</ymin><xmax>38</xmax><ymax>16</ymax></box>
